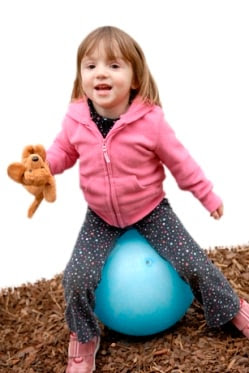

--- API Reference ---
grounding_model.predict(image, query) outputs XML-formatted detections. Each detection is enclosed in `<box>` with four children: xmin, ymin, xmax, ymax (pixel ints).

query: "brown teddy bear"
<box><xmin>7</xmin><ymin>145</ymin><xmax>56</xmax><ymax>218</ymax></box>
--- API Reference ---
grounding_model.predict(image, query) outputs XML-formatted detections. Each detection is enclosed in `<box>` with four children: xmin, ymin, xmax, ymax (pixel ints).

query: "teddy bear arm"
<box><xmin>7</xmin><ymin>163</ymin><xmax>26</xmax><ymax>183</ymax></box>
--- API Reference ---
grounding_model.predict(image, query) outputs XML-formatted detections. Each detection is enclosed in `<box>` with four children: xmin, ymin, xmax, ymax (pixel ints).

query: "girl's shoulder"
<box><xmin>66</xmin><ymin>99</ymin><xmax>90</xmax><ymax>124</ymax></box>
<box><xmin>125</xmin><ymin>96</ymin><xmax>163</xmax><ymax>120</ymax></box>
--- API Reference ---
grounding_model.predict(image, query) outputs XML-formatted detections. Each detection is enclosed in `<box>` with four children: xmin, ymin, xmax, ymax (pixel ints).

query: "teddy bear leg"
<box><xmin>43</xmin><ymin>182</ymin><xmax>56</xmax><ymax>202</ymax></box>
<box><xmin>28</xmin><ymin>195</ymin><xmax>43</xmax><ymax>218</ymax></box>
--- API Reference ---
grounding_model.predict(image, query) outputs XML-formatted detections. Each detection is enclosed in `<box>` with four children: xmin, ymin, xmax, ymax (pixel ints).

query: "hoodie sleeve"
<box><xmin>154</xmin><ymin>109</ymin><xmax>222</xmax><ymax>213</ymax></box>
<box><xmin>46</xmin><ymin>116</ymin><xmax>79</xmax><ymax>175</ymax></box>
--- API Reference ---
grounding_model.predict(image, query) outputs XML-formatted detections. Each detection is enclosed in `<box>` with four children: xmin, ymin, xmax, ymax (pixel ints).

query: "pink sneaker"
<box><xmin>232</xmin><ymin>299</ymin><xmax>249</xmax><ymax>338</ymax></box>
<box><xmin>66</xmin><ymin>333</ymin><xmax>100</xmax><ymax>373</ymax></box>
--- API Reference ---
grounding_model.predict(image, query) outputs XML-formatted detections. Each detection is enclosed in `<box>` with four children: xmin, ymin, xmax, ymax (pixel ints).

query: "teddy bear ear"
<box><xmin>7</xmin><ymin>163</ymin><xmax>26</xmax><ymax>183</ymax></box>
<box><xmin>22</xmin><ymin>145</ymin><xmax>37</xmax><ymax>159</ymax></box>
<box><xmin>33</xmin><ymin>145</ymin><xmax>46</xmax><ymax>161</ymax></box>
<box><xmin>22</xmin><ymin>144</ymin><xmax>46</xmax><ymax>161</ymax></box>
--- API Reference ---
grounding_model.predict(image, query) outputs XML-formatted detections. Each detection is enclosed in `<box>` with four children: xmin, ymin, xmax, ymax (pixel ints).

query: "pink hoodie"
<box><xmin>46</xmin><ymin>97</ymin><xmax>222</xmax><ymax>228</ymax></box>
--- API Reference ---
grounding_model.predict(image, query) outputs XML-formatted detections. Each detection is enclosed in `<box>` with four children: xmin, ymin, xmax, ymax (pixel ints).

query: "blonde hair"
<box><xmin>71</xmin><ymin>26</ymin><xmax>161</xmax><ymax>106</ymax></box>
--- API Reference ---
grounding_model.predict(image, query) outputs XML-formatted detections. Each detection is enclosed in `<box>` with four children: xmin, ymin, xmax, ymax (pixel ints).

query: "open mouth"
<box><xmin>95</xmin><ymin>84</ymin><xmax>112</xmax><ymax>91</ymax></box>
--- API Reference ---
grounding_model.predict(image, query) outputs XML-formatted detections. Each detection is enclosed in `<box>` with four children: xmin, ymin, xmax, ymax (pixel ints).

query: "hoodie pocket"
<box><xmin>114</xmin><ymin>175</ymin><xmax>149</xmax><ymax>208</ymax></box>
<box><xmin>82</xmin><ymin>177</ymin><xmax>107</xmax><ymax>209</ymax></box>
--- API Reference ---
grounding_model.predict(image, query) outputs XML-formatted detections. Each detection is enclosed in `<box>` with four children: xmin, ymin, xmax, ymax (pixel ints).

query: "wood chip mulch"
<box><xmin>0</xmin><ymin>246</ymin><xmax>249</xmax><ymax>373</ymax></box>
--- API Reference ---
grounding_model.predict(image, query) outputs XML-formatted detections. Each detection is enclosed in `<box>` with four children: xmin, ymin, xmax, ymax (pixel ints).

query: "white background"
<box><xmin>0</xmin><ymin>0</ymin><xmax>248</xmax><ymax>289</ymax></box>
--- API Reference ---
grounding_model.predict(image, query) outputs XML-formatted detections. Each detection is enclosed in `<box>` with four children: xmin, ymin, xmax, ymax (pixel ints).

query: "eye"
<box><xmin>87</xmin><ymin>64</ymin><xmax>96</xmax><ymax>70</ymax></box>
<box><xmin>110</xmin><ymin>63</ymin><xmax>120</xmax><ymax>69</ymax></box>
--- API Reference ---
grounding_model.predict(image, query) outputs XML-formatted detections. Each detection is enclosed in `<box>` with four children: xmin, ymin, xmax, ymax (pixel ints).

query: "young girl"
<box><xmin>45</xmin><ymin>26</ymin><xmax>249</xmax><ymax>372</ymax></box>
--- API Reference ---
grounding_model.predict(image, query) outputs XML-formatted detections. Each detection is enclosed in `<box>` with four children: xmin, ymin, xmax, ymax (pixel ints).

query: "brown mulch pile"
<box><xmin>0</xmin><ymin>246</ymin><xmax>249</xmax><ymax>373</ymax></box>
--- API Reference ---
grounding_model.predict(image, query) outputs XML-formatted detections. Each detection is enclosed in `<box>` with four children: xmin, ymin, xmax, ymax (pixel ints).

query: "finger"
<box><xmin>211</xmin><ymin>211</ymin><xmax>219</xmax><ymax>219</ymax></box>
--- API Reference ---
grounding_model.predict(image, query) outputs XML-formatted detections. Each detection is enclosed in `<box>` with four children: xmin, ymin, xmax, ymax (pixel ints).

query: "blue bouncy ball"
<box><xmin>94</xmin><ymin>229</ymin><xmax>194</xmax><ymax>336</ymax></box>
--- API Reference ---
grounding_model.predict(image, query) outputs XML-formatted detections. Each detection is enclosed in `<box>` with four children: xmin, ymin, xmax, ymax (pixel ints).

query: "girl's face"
<box><xmin>81</xmin><ymin>42</ymin><xmax>135</xmax><ymax>118</ymax></box>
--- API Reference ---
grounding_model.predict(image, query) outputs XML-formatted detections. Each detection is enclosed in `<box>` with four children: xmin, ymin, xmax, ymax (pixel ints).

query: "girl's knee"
<box><xmin>63</xmin><ymin>262</ymin><xmax>99</xmax><ymax>293</ymax></box>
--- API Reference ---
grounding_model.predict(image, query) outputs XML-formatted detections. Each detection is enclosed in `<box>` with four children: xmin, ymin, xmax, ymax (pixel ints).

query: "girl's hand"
<box><xmin>211</xmin><ymin>204</ymin><xmax>224</xmax><ymax>219</ymax></box>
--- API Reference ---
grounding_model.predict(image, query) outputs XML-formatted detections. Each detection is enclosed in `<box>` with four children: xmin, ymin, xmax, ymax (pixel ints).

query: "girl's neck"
<box><xmin>88</xmin><ymin>99</ymin><xmax>119</xmax><ymax>121</ymax></box>
<box><xmin>92</xmin><ymin>101</ymin><xmax>129</xmax><ymax>119</ymax></box>
<box><xmin>87</xmin><ymin>90</ymin><xmax>137</xmax><ymax>119</ymax></box>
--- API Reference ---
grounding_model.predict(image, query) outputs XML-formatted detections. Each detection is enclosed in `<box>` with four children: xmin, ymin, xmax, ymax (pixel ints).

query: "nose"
<box><xmin>95</xmin><ymin>63</ymin><xmax>108</xmax><ymax>78</ymax></box>
<box><xmin>32</xmin><ymin>155</ymin><xmax>39</xmax><ymax>162</ymax></box>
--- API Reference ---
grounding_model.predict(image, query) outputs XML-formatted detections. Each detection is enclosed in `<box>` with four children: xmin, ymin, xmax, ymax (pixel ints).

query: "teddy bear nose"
<box><xmin>32</xmin><ymin>156</ymin><xmax>39</xmax><ymax>162</ymax></box>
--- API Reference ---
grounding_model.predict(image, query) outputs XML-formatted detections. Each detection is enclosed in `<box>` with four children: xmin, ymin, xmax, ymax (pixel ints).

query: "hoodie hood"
<box><xmin>66</xmin><ymin>96</ymin><xmax>154</xmax><ymax>125</ymax></box>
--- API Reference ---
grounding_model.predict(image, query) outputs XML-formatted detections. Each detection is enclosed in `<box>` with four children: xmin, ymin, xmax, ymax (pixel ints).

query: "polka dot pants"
<box><xmin>63</xmin><ymin>199</ymin><xmax>240</xmax><ymax>343</ymax></box>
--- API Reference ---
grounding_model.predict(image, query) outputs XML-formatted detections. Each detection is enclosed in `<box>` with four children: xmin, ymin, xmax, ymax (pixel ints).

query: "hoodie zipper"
<box><xmin>86</xmin><ymin>124</ymin><xmax>121</xmax><ymax>226</ymax></box>
<box><xmin>102</xmin><ymin>141</ymin><xmax>122</xmax><ymax>226</ymax></box>
<box><xmin>102</xmin><ymin>143</ymin><xmax>110</xmax><ymax>163</ymax></box>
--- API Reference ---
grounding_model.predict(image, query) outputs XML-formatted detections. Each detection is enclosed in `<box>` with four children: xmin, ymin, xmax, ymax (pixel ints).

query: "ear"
<box><xmin>7</xmin><ymin>163</ymin><xmax>26</xmax><ymax>183</ymax></box>
<box><xmin>22</xmin><ymin>144</ymin><xmax>46</xmax><ymax>161</ymax></box>
<box><xmin>33</xmin><ymin>145</ymin><xmax>46</xmax><ymax>161</ymax></box>
<box><xmin>22</xmin><ymin>145</ymin><xmax>37</xmax><ymax>159</ymax></box>
<box><xmin>131</xmin><ymin>82</ymin><xmax>138</xmax><ymax>90</ymax></box>
<box><xmin>131</xmin><ymin>75</ymin><xmax>139</xmax><ymax>90</ymax></box>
